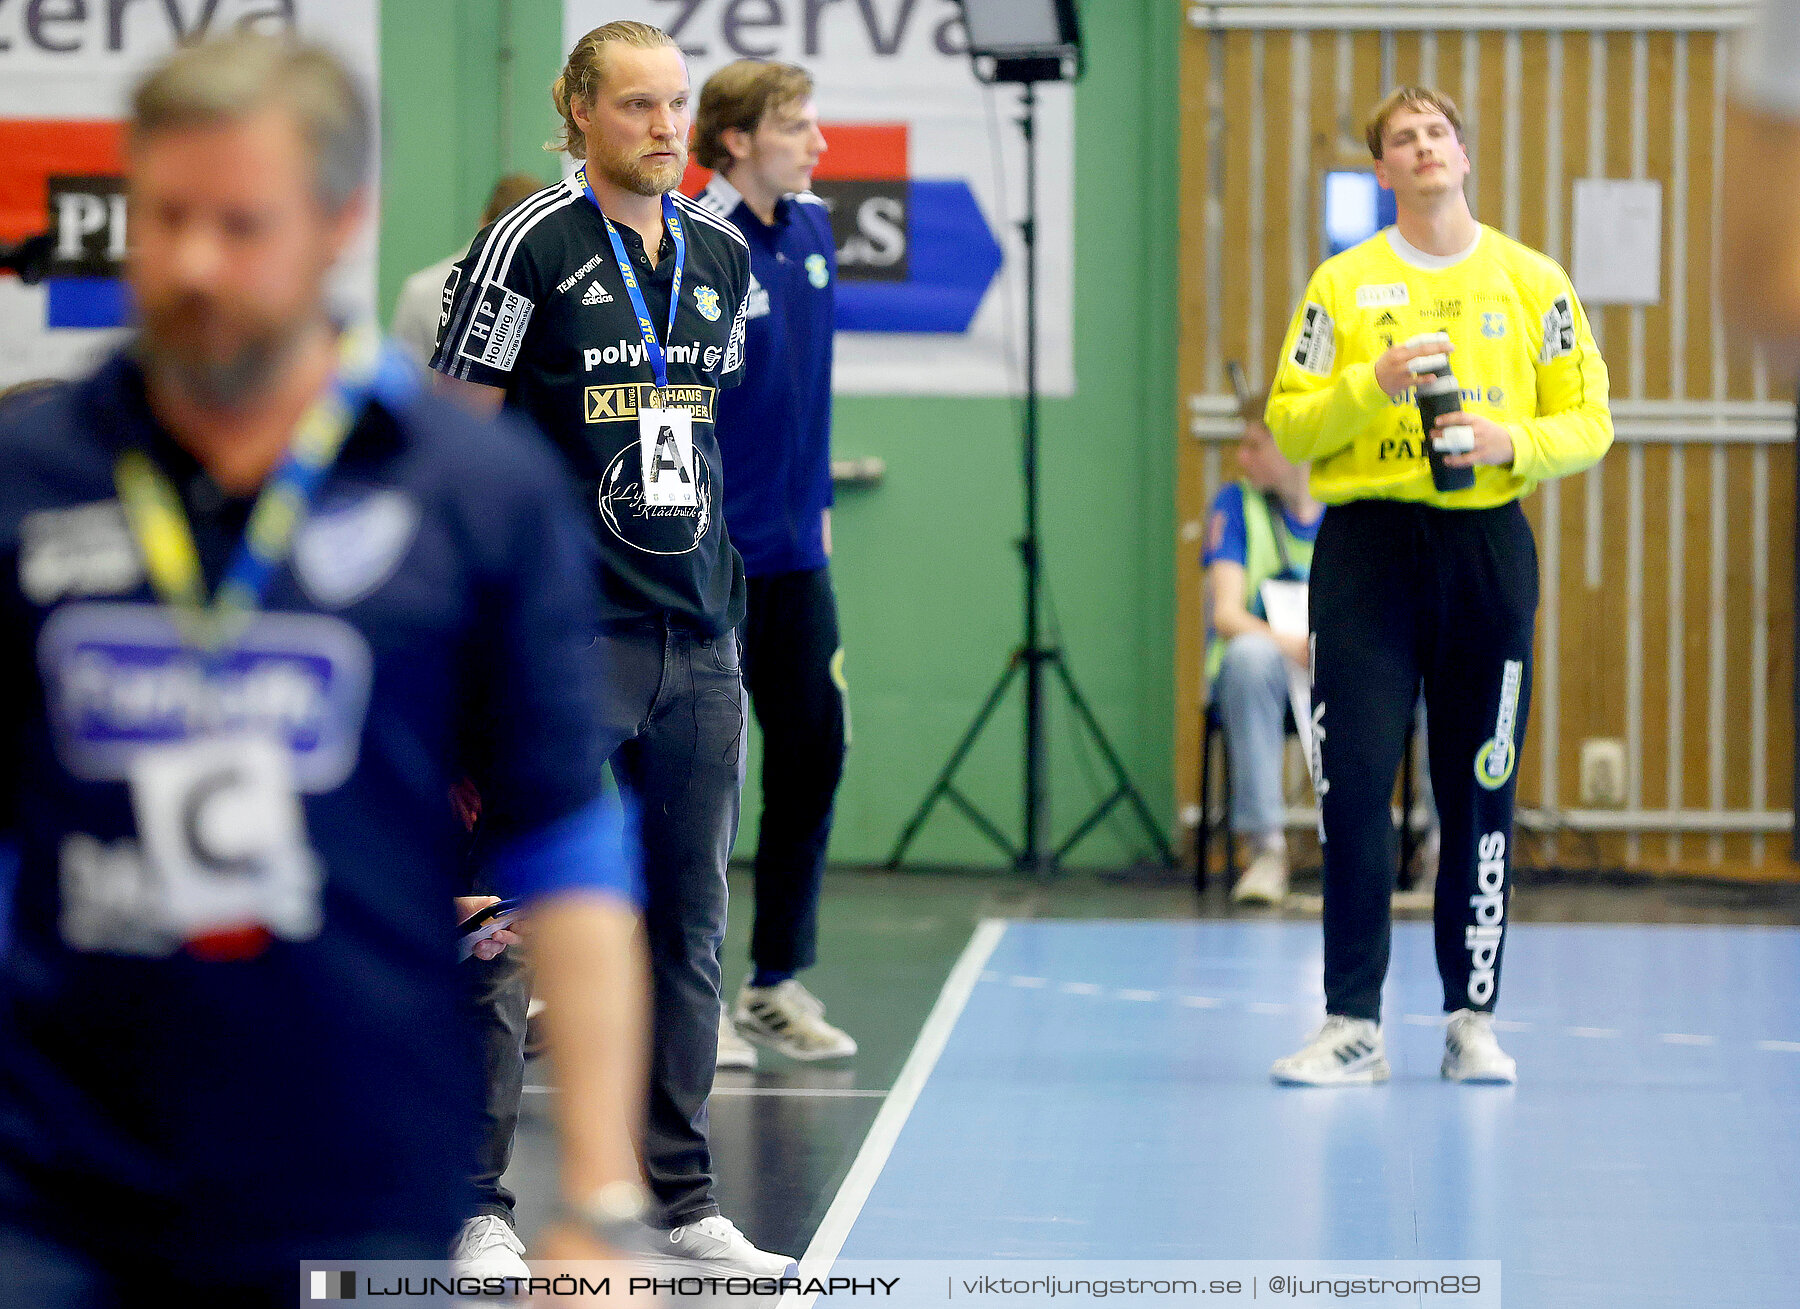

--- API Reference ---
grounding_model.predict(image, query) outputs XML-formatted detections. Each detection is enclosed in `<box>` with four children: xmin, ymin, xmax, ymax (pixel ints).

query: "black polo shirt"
<box><xmin>431</xmin><ymin>175</ymin><xmax>753</xmax><ymax>636</ymax></box>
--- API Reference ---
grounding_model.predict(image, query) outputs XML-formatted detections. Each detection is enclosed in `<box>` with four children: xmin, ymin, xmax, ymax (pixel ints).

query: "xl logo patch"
<box><xmin>584</xmin><ymin>384</ymin><xmax>716</xmax><ymax>424</ymax></box>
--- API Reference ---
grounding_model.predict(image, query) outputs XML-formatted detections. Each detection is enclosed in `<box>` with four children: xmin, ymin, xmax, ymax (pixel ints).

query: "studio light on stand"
<box><xmin>886</xmin><ymin>0</ymin><xmax>1174</xmax><ymax>877</ymax></box>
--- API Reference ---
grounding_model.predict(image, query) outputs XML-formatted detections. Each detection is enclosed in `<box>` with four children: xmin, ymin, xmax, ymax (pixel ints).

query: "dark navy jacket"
<box><xmin>0</xmin><ymin>347</ymin><xmax>633</xmax><ymax>1276</ymax></box>
<box><xmin>698</xmin><ymin>174</ymin><xmax>836</xmax><ymax>578</ymax></box>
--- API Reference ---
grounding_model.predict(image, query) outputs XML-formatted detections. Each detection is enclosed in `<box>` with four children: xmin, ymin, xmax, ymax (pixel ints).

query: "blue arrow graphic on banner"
<box><xmin>835</xmin><ymin>180</ymin><xmax>1003</xmax><ymax>334</ymax></box>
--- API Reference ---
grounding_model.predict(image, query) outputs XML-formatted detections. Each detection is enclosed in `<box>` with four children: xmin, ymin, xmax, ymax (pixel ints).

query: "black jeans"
<box><xmin>603</xmin><ymin>621</ymin><xmax>746</xmax><ymax>1228</ymax></box>
<box><xmin>1309</xmin><ymin>500</ymin><xmax>1538</xmax><ymax>1023</ymax></box>
<box><xmin>469</xmin><ymin>618</ymin><xmax>745</xmax><ymax>1231</ymax></box>
<box><xmin>741</xmin><ymin>567</ymin><xmax>848</xmax><ymax>975</ymax></box>
<box><xmin>466</xmin><ymin>949</ymin><xmax>529</xmax><ymax>1222</ymax></box>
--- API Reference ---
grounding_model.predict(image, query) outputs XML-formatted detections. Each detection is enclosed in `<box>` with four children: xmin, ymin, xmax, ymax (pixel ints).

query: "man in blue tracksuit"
<box><xmin>694</xmin><ymin>60</ymin><xmax>856</xmax><ymax>1064</ymax></box>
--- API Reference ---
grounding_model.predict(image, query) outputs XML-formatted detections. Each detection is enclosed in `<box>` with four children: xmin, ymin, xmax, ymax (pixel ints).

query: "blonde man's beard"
<box><xmin>591</xmin><ymin>142</ymin><xmax>686</xmax><ymax>198</ymax></box>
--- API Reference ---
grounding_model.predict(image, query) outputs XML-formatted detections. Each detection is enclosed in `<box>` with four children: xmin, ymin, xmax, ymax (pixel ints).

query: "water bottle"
<box><xmin>1408</xmin><ymin>334</ymin><xmax>1475</xmax><ymax>493</ymax></box>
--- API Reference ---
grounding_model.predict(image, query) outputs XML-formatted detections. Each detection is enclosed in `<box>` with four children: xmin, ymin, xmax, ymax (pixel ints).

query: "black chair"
<box><xmin>1194</xmin><ymin>699</ymin><xmax>1417</xmax><ymax>893</ymax></box>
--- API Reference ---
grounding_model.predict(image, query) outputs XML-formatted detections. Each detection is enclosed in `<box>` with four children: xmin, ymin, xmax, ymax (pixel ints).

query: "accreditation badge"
<box><xmin>638</xmin><ymin>406</ymin><xmax>697</xmax><ymax>508</ymax></box>
<box><xmin>128</xmin><ymin>732</ymin><xmax>322</xmax><ymax>945</ymax></box>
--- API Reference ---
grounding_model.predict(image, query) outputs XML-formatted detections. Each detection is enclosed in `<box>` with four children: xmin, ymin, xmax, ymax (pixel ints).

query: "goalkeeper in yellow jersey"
<box><xmin>1265</xmin><ymin>87</ymin><xmax>1612</xmax><ymax>1088</ymax></box>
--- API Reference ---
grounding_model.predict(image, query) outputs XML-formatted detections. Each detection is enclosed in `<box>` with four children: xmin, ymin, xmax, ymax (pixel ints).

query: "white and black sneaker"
<box><xmin>1441</xmin><ymin>1009</ymin><xmax>1517</xmax><ymax>1084</ymax></box>
<box><xmin>1270</xmin><ymin>1015</ymin><xmax>1389</xmax><ymax>1086</ymax></box>
<box><xmin>452</xmin><ymin>1213</ymin><xmax>529</xmax><ymax>1281</ymax></box>
<box><xmin>716</xmin><ymin>1009</ymin><xmax>758</xmax><ymax>1070</ymax></box>
<box><xmin>644</xmin><ymin>1215</ymin><xmax>796</xmax><ymax>1278</ymax></box>
<box><xmin>734</xmin><ymin>980</ymin><xmax>857</xmax><ymax>1061</ymax></box>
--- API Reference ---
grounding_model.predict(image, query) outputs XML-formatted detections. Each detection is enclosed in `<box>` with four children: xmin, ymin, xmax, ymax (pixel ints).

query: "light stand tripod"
<box><xmin>885</xmin><ymin>78</ymin><xmax>1174</xmax><ymax>876</ymax></box>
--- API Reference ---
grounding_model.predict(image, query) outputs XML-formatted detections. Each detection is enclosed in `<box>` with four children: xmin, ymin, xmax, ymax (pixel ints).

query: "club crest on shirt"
<box><xmin>599</xmin><ymin>444</ymin><xmax>713</xmax><ymax>557</ymax></box>
<box><xmin>806</xmin><ymin>254</ymin><xmax>830</xmax><ymax>289</ymax></box>
<box><xmin>692</xmin><ymin>284</ymin><xmax>722</xmax><ymax>322</ymax></box>
<box><xmin>293</xmin><ymin>489</ymin><xmax>421</xmax><ymax>610</ymax></box>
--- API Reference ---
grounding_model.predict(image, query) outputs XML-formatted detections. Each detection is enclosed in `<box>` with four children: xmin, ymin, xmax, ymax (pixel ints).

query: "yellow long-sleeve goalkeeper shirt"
<box><xmin>1266</xmin><ymin>224</ymin><xmax>1613</xmax><ymax>508</ymax></box>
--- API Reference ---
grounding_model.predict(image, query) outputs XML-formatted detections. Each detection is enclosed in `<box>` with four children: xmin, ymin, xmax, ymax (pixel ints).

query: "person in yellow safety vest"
<box><xmin>1203</xmin><ymin>392</ymin><xmax>1322</xmax><ymax>906</ymax></box>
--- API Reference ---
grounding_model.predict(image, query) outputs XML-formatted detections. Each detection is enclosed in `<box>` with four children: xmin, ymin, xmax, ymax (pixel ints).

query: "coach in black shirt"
<box><xmin>433</xmin><ymin>20</ymin><xmax>785</xmax><ymax>1280</ymax></box>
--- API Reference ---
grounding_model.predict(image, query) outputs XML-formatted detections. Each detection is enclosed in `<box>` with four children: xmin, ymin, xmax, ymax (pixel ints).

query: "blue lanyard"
<box><xmin>114</xmin><ymin>323</ymin><xmax>418</xmax><ymax>650</ymax></box>
<box><xmin>580</xmin><ymin>167</ymin><xmax>685</xmax><ymax>392</ymax></box>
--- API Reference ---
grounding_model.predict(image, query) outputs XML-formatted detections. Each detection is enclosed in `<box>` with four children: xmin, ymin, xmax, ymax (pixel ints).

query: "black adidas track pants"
<box><xmin>1309</xmin><ymin>498</ymin><xmax>1538</xmax><ymax>1022</ymax></box>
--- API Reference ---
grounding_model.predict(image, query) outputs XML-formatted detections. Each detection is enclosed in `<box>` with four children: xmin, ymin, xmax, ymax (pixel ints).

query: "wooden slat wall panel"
<box><xmin>1176</xmin><ymin>22</ymin><xmax>1798</xmax><ymax>879</ymax></box>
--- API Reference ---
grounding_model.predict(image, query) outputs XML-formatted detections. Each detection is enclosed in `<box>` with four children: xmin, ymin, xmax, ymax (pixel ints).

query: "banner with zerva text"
<box><xmin>0</xmin><ymin>0</ymin><xmax>381</xmax><ymax>390</ymax></box>
<box><xmin>563</xmin><ymin>0</ymin><xmax>1075</xmax><ymax>397</ymax></box>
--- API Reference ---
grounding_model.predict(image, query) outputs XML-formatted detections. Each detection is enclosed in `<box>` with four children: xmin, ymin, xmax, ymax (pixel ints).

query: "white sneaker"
<box><xmin>1231</xmin><ymin>845</ymin><xmax>1289</xmax><ymax>905</ymax></box>
<box><xmin>452</xmin><ymin>1213</ymin><xmax>529</xmax><ymax>1281</ymax></box>
<box><xmin>646</xmin><ymin>1215</ymin><xmax>797</xmax><ymax>1278</ymax></box>
<box><xmin>1442</xmin><ymin>1009</ymin><xmax>1517</xmax><ymax>1084</ymax></box>
<box><xmin>1270</xmin><ymin>1015</ymin><xmax>1390</xmax><ymax>1085</ymax></box>
<box><xmin>734</xmin><ymin>980</ymin><xmax>857</xmax><ymax>1061</ymax></box>
<box><xmin>716</xmin><ymin>1009</ymin><xmax>758</xmax><ymax>1070</ymax></box>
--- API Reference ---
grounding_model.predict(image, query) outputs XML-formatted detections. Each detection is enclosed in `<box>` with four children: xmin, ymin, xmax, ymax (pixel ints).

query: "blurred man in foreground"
<box><xmin>0</xmin><ymin>35</ymin><xmax>647</xmax><ymax>1304</ymax></box>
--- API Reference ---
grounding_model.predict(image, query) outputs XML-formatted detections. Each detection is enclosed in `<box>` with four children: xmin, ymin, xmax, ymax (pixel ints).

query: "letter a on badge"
<box><xmin>638</xmin><ymin>406</ymin><xmax>697</xmax><ymax>507</ymax></box>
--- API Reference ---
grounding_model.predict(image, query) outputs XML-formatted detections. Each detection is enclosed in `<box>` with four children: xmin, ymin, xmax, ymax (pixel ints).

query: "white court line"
<box><xmin>1567</xmin><ymin>1027</ymin><xmax>1622</xmax><ymax>1039</ymax></box>
<box><xmin>1059</xmin><ymin>982</ymin><xmax>1103</xmax><ymax>996</ymax></box>
<box><xmin>1403</xmin><ymin>1014</ymin><xmax>1444</xmax><ymax>1027</ymax></box>
<box><xmin>519</xmin><ymin>1085</ymin><xmax>888</xmax><ymax>1099</ymax></box>
<box><xmin>1008</xmin><ymin>975</ymin><xmax>1047</xmax><ymax>988</ymax></box>
<box><xmin>1179</xmin><ymin>996</ymin><xmax>1223</xmax><ymax>1009</ymax></box>
<box><xmin>1758</xmin><ymin>1040</ymin><xmax>1800</xmax><ymax>1052</ymax></box>
<box><xmin>1116</xmin><ymin>989</ymin><xmax>1161</xmax><ymax>1003</ymax></box>
<box><xmin>779</xmin><ymin>919</ymin><xmax>1008</xmax><ymax>1309</ymax></box>
<box><xmin>1660</xmin><ymin>1033</ymin><xmax>1717</xmax><ymax>1046</ymax></box>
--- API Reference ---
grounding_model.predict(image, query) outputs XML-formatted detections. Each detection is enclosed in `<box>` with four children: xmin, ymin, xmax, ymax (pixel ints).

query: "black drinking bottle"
<box><xmin>1415</xmin><ymin>371</ymin><xmax>1475</xmax><ymax>493</ymax></box>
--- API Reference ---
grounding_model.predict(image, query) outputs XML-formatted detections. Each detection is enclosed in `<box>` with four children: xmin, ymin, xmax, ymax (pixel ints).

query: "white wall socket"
<box><xmin>1579</xmin><ymin>738</ymin><xmax>1628</xmax><ymax>808</ymax></box>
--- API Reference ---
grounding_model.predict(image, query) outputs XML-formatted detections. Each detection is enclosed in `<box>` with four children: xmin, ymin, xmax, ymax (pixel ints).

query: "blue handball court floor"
<box><xmin>828</xmin><ymin>920</ymin><xmax>1800</xmax><ymax>1308</ymax></box>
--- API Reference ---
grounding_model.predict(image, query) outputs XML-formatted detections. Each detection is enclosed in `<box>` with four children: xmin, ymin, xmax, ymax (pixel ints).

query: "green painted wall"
<box><xmin>378</xmin><ymin>0</ymin><xmax>1179</xmax><ymax>868</ymax></box>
